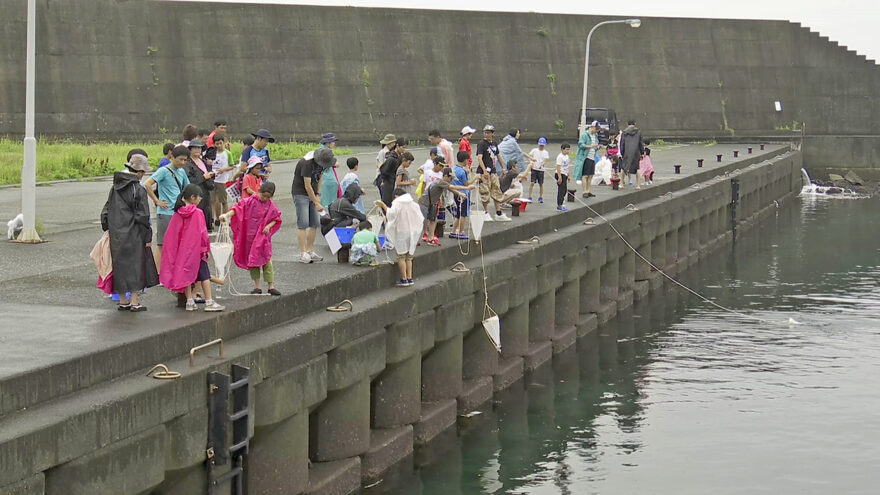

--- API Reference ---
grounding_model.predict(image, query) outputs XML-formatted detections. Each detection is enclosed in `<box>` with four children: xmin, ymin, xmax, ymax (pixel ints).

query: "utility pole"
<box><xmin>18</xmin><ymin>0</ymin><xmax>42</xmax><ymax>243</ymax></box>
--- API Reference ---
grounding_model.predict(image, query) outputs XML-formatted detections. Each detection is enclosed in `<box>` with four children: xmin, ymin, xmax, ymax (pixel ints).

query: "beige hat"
<box><xmin>379</xmin><ymin>133</ymin><xmax>397</xmax><ymax>145</ymax></box>
<box><xmin>125</xmin><ymin>154</ymin><xmax>152</xmax><ymax>173</ymax></box>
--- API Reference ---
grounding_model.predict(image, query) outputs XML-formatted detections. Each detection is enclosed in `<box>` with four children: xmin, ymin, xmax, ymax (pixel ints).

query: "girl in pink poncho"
<box><xmin>219</xmin><ymin>181</ymin><xmax>283</xmax><ymax>295</ymax></box>
<box><xmin>640</xmin><ymin>145</ymin><xmax>655</xmax><ymax>185</ymax></box>
<box><xmin>159</xmin><ymin>184</ymin><xmax>225</xmax><ymax>312</ymax></box>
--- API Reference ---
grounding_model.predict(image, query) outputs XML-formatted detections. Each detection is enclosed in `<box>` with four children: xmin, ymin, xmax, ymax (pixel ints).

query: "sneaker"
<box><xmin>427</xmin><ymin>238</ymin><xmax>441</xmax><ymax>246</ymax></box>
<box><xmin>421</xmin><ymin>233</ymin><xmax>429</xmax><ymax>242</ymax></box>
<box><xmin>300</xmin><ymin>252</ymin><xmax>312</xmax><ymax>264</ymax></box>
<box><xmin>458</xmin><ymin>233</ymin><xmax>469</xmax><ymax>240</ymax></box>
<box><xmin>369</xmin><ymin>261</ymin><xmax>380</xmax><ymax>267</ymax></box>
<box><xmin>484</xmin><ymin>214</ymin><xmax>493</xmax><ymax>222</ymax></box>
<box><xmin>495</xmin><ymin>213</ymin><xmax>512</xmax><ymax>222</ymax></box>
<box><xmin>268</xmin><ymin>288</ymin><xmax>281</xmax><ymax>296</ymax></box>
<box><xmin>587</xmin><ymin>192</ymin><xmax>596</xmax><ymax>198</ymax></box>
<box><xmin>309</xmin><ymin>252</ymin><xmax>324</xmax><ymax>262</ymax></box>
<box><xmin>204</xmin><ymin>301</ymin><xmax>225</xmax><ymax>312</ymax></box>
<box><xmin>406</xmin><ymin>279</ymin><xmax>414</xmax><ymax>286</ymax></box>
<box><xmin>538</xmin><ymin>197</ymin><xmax>544</xmax><ymax>204</ymax></box>
<box><xmin>528</xmin><ymin>197</ymin><xmax>533</xmax><ymax>201</ymax></box>
<box><xmin>185</xmin><ymin>301</ymin><xmax>196</xmax><ymax>311</ymax></box>
<box><xmin>396</xmin><ymin>279</ymin><xmax>409</xmax><ymax>287</ymax></box>
<box><xmin>582</xmin><ymin>193</ymin><xmax>590</xmax><ymax>198</ymax></box>
<box><xmin>557</xmin><ymin>206</ymin><xmax>568</xmax><ymax>212</ymax></box>
<box><xmin>251</xmin><ymin>288</ymin><xmax>262</xmax><ymax>294</ymax></box>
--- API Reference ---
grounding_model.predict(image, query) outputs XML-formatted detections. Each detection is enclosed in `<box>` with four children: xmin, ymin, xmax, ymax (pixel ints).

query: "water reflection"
<box><xmin>369</xmin><ymin>197</ymin><xmax>880</xmax><ymax>495</ymax></box>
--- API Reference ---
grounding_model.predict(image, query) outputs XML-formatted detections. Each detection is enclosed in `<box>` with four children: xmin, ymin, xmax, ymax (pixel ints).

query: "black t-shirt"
<box><xmin>476</xmin><ymin>139</ymin><xmax>499</xmax><ymax>175</ymax></box>
<box><xmin>499</xmin><ymin>169</ymin><xmax>518</xmax><ymax>192</ymax></box>
<box><xmin>291</xmin><ymin>158</ymin><xmax>323</xmax><ymax>196</ymax></box>
<box><xmin>380</xmin><ymin>150</ymin><xmax>401</xmax><ymax>180</ymax></box>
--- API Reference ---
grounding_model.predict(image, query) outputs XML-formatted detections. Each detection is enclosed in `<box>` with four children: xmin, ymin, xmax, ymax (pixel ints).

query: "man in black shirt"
<box><xmin>476</xmin><ymin>125</ymin><xmax>510</xmax><ymax>221</ymax></box>
<box><xmin>380</xmin><ymin>138</ymin><xmax>407</xmax><ymax>206</ymax></box>
<box><xmin>291</xmin><ymin>147</ymin><xmax>336</xmax><ymax>263</ymax></box>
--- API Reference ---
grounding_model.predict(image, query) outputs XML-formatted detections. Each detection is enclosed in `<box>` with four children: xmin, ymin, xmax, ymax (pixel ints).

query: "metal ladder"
<box><xmin>207</xmin><ymin>364</ymin><xmax>250</xmax><ymax>495</ymax></box>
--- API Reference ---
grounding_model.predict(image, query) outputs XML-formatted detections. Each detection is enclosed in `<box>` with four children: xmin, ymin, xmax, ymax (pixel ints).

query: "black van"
<box><xmin>578</xmin><ymin>108</ymin><xmax>619</xmax><ymax>145</ymax></box>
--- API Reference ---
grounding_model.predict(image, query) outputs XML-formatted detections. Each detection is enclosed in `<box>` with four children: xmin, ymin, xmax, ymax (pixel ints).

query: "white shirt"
<box><xmin>376</xmin><ymin>146</ymin><xmax>391</xmax><ymax>177</ymax></box>
<box><xmin>556</xmin><ymin>152</ymin><xmax>571</xmax><ymax>176</ymax></box>
<box><xmin>420</xmin><ymin>159</ymin><xmax>435</xmax><ymax>182</ymax></box>
<box><xmin>213</xmin><ymin>150</ymin><xmax>232</xmax><ymax>183</ymax></box>
<box><xmin>529</xmin><ymin>147</ymin><xmax>550</xmax><ymax>171</ymax></box>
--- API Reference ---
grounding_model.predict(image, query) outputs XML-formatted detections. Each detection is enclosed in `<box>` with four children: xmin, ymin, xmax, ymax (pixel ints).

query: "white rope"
<box><xmin>212</xmin><ymin>223</ymin><xmax>270</xmax><ymax>297</ymax></box>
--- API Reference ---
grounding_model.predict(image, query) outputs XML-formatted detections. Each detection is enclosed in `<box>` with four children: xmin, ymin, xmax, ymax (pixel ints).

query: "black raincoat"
<box><xmin>100</xmin><ymin>172</ymin><xmax>159</xmax><ymax>293</ymax></box>
<box><xmin>619</xmin><ymin>124</ymin><xmax>645</xmax><ymax>175</ymax></box>
<box><xmin>185</xmin><ymin>158</ymin><xmax>215</xmax><ymax>230</ymax></box>
<box><xmin>322</xmin><ymin>183</ymin><xmax>367</xmax><ymax>235</ymax></box>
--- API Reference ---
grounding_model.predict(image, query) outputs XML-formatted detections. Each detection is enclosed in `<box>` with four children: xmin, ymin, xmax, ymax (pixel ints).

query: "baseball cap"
<box><xmin>429</xmin><ymin>146</ymin><xmax>439</xmax><ymax>156</ymax></box>
<box><xmin>590</xmin><ymin>120</ymin><xmax>600</xmax><ymax>127</ymax></box>
<box><xmin>460</xmin><ymin>125</ymin><xmax>477</xmax><ymax>135</ymax></box>
<box><xmin>537</xmin><ymin>137</ymin><xmax>548</xmax><ymax>146</ymax></box>
<box><xmin>483</xmin><ymin>124</ymin><xmax>495</xmax><ymax>132</ymax></box>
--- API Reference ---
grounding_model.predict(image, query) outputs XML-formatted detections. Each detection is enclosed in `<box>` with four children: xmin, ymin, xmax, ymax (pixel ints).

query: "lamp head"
<box><xmin>625</xmin><ymin>18</ymin><xmax>642</xmax><ymax>28</ymax></box>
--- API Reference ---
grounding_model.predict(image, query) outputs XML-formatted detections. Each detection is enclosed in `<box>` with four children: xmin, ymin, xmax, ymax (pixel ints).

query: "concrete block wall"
<box><xmin>0</xmin><ymin>151</ymin><xmax>801</xmax><ymax>495</ymax></box>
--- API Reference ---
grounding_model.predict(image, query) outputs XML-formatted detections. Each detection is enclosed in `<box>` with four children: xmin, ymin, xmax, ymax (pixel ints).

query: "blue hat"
<box><xmin>251</xmin><ymin>129</ymin><xmax>275</xmax><ymax>143</ymax></box>
<box><xmin>320</xmin><ymin>133</ymin><xmax>338</xmax><ymax>145</ymax></box>
<box><xmin>537</xmin><ymin>137</ymin><xmax>548</xmax><ymax>146</ymax></box>
<box><xmin>429</xmin><ymin>146</ymin><xmax>439</xmax><ymax>156</ymax></box>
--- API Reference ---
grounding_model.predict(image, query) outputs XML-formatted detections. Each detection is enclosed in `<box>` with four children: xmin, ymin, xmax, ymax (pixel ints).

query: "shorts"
<box><xmin>453</xmin><ymin>193</ymin><xmax>469</xmax><ymax>218</ymax></box>
<box><xmin>582</xmin><ymin>158</ymin><xmax>596</xmax><ymax>176</ymax></box>
<box><xmin>478</xmin><ymin>174</ymin><xmax>504</xmax><ymax>204</ymax></box>
<box><xmin>530</xmin><ymin>170</ymin><xmax>545</xmax><ymax>184</ymax></box>
<box><xmin>156</xmin><ymin>214</ymin><xmax>172</xmax><ymax>245</ymax></box>
<box><xmin>212</xmin><ymin>185</ymin><xmax>228</xmax><ymax>207</ymax></box>
<box><xmin>196</xmin><ymin>260</ymin><xmax>211</xmax><ymax>282</ymax></box>
<box><xmin>396</xmin><ymin>252</ymin><xmax>414</xmax><ymax>262</ymax></box>
<box><xmin>293</xmin><ymin>194</ymin><xmax>319</xmax><ymax>229</ymax></box>
<box><xmin>420</xmin><ymin>201</ymin><xmax>440</xmax><ymax>222</ymax></box>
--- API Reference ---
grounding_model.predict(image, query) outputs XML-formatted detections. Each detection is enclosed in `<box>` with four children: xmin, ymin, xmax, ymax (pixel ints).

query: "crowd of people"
<box><xmin>95</xmin><ymin>118</ymin><xmax>652</xmax><ymax>309</ymax></box>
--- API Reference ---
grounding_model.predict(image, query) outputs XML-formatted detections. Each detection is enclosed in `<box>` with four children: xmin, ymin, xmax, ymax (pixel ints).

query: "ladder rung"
<box><xmin>229</xmin><ymin>409</ymin><xmax>248</xmax><ymax>421</ymax></box>
<box><xmin>230</xmin><ymin>378</ymin><xmax>248</xmax><ymax>390</ymax></box>
<box><xmin>230</xmin><ymin>440</ymin><xmax>249</xmax><ymax>453</ymax></box>
<box><xmin>211</xmin><ymin>466</ymin><xmax>242</xmax><ymax>485</ymax></box>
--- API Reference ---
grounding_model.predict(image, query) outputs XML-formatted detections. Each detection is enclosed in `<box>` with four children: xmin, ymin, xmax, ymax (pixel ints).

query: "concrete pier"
<box><xmin>0</xmin><ymin>145</ymin><xmax>803</xmax><ymax>494</ymax></box>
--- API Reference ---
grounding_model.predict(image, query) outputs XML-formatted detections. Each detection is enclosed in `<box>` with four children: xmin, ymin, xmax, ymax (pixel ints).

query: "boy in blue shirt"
<box><xmin>158</xmin><ymin>143</ymin><xmax>174</xmax><ymax>168</ymax></box>
<box><xmin>451</xmin><ymin>150</ymin><xmax>477</xmax><ymax>239</ymax></box>
<box><xmin>144</xmin><ymin>145</ymin><xmax>190</xmax><ymax>264</ymax></box>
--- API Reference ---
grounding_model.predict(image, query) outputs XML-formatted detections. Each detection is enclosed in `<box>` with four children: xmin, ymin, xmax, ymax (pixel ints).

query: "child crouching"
<box><xmin>219</xmin><ymin>181</ymin><xmax>283</xmax><ymax>295</ymax></box>
<box><xmin>350</xmin><ymin>221</ymin><xmax>382</xmax><ymax>266</ymax></box>
<box><xmin>160</xmin><ymin>184</ymin><xmax>225</xmax><ymax>311</ymax></box>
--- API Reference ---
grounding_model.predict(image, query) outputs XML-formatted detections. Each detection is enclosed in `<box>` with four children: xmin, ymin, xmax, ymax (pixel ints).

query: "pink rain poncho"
<box><xmin>229</xmin><ymin>195</ymin><xmax>282</xmax><ymax>269</ymax></box>
<box><xmin>640</xmin><ymin>154</ymin><xmax>655</xmax><ymax>179</ymax></box>
<box><xmin>159</xmin><ymin>204</ymin><xmax>210</xmax><ymax>293</ymax></box>
<box><xmin>385</xmin><ymin>193</ymin><xmax>424</xmax><ymax>255</ymax></box>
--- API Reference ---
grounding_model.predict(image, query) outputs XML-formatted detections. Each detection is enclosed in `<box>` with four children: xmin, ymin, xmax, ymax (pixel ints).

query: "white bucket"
<box><xmin>471</xmin><ymin>211</ymin><xmax>488</xmax><ymax>241</ymax></box>
<box><xmin>482</xmin><ymin>315</ymin><xmax>501</xmax><ymax>352</ymax></box>
<box><xmin>367</xmin><ymin>213</ymin><xmax>384</xmax><ymax>234</ymax></box>
<box><xmin>211</xmin><ymin>242</ymin><xmax>233</xmax><ymax>276</ymax></box>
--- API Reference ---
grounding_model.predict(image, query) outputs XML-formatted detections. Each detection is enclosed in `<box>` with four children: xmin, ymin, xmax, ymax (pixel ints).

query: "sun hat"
<box><xmin>379</xmin><ymin>133</ymin><xmax>397</xmax><ymax>145</ymax></box>
<box><xmin>188</xmin><ymin>138</ymin><xmax>205</xmax><ymax>149</ymax></box>
<box><xmin>251</xmin><ymin>129</ymin><xmax>276</xmax><ymax>143</ymax></box>
<box><xmin>320</xmin><ymin>133</ymin><xmax>338</xmax><ymax>145</ymax></box>
<box><xmin>460</xmin><ymin>125</ymin><xmax>477</xmax><ymax>135</ymax></box>
<box><xmin>246</xmin><ymin>156</ymin><xmax>263</xmax><ymax>170</ymax></box>
<box><xmin>313</xmin><ymin>147</ymin><xmax>337</xmax><ymax>169</ymax></box>
<box><xmin>125</xmin><ymin>154</ymin><xmax>152</xmax><ymax>173</ymax></box>
<box><xmin>483</xmin><ymin>124</ymin><xmax>495</xmax><ymax>132</ymax></box>
<box><xmin>537</xmin><ymin>137</ymin><xmax>548</xmax><ymax>146</ymax></box>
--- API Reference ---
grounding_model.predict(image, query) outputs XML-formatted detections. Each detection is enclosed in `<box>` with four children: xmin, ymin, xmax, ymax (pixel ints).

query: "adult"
<box><xmin>248</xmin><ymin>129</ymin><xmax>274</xmax><ymax>179</ymax></box>
<box><xmin>317</xmin><ymin>133</ymin><xmax>342</xmax><ymax>209</ymax></box>
<box><xmin>322</xmin><ymin>183</ymin><xmax>367</xmax><ymax>235</ymax></box>
<box><xmin>375</xmin><ymin>133</ymin><xmax>397</xmax><ymax>188</ymax></box>
<box><xmin>458</xmin><ymin>125</ymin><xmax>476</xmax><ymax>169</ymax></box>
<box><xmin>144</xmin><ymin>145</ymin><xmax>190</xmax><ymax>266</ymax></box>
<box><xmin>574</xmin><ymin>121</ymin><xmax>601</xmax><ymax>197</ymax></box>
<box><xmin>100</xmin><ymin>154</ymin><xmax>159</xmax><ymax>311</ymax></box>
<box><xmin>183</xmin><ymin>139</ymin><xmax>215</xmax><ymax>230</ymax></box>
<box><xmin>498</xmin><ymin>128</ymin><xmax>533</xmax><ymax>174</ymax></box>
<box><xmin>380</xmin><ymin>138</ymin><xmax>407</xmax><ymax>207</ymax></box>
<box><xmin>428</xmin><ymin>130</ymin><xmax>455</xmax><ymax>167</ymax></box>
<box><xmin>291</xmin><ymin>147</ymin><xmax>336</xmax><ymax>264</ymax></box>
<box><xmin>620</xmin><ymin>119</ymin><xmax>645</xmax><ymax>189</ymax></box>
<box><xmin>476</xmin><ymin>125</ymin><xmax>510</xmax><ymax>221</ymax></box>
<box><xmin>179</xmin><ymin>124</ymin><xmax>198</xmax><ymax>148</ymax></box>
<box><xmin>205</xmin><ymin>119</ymin><xmax>229</xmax><ymax>149</ymax></box>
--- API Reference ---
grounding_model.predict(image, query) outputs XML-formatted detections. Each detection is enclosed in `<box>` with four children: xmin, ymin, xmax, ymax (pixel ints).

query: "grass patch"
<box><xmin>0</xmin><ymin>139</ymin><xmax>351</xmax><ymax>185</ymax></box>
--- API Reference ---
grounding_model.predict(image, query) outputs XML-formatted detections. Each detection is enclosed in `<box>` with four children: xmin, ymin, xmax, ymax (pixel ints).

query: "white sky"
<box><xmin>186</xmin><ymin>0</ymin><xmax>880</xmax><ymax>63</ymax></box>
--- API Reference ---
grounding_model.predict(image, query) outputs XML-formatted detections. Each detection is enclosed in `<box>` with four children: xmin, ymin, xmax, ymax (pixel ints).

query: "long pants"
<box><xmin>556</xmin><ymin>174</ymin><xmax>568</xmax><ymax>206</ymax></box>
<box><xmin>249</xmin><ymin>260</ymin><xmax>274</xmax><ymax>283</ymax></box>
<box><xmin>381</xmin><ymin>178</ymin><xmax>395</xmax><ymax>206</ymax></box>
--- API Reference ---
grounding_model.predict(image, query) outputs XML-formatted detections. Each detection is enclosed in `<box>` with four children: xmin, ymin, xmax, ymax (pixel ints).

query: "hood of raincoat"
<box><xmin>622</xmin><ymin>124</ymin><xmax>639</xmax><ymax>136</ymax></box>
<box><xmin>174</xmin><ymin>203</ymin><xmax>202</xmax><ymax>217</ymax></box>
<box><xmin>112</xmin><ymin>170</ymin><xmax>141</xmax><ymax>191</ymax></box>
<box><xmin>343</xmin><ymin>182</ymin><xmax>363</xmax><ymax>202</ymax></box>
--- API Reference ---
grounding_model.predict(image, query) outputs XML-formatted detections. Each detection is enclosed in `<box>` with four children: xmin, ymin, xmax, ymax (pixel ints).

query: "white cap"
<box><xmin>590</xmin><ymin>120</ymin><xmax>600</xmax><ymax>127</ymax></box>
<box><xmin>460</xmin><ymin>125</ymin><xmax>477</xmax><ymax>135</ymax></box>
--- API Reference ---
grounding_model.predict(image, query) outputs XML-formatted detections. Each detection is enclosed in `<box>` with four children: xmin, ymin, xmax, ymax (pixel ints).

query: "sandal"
<box><xmin>250</xmin><ymin>288</ymin><xmax>263</xmax><ymax>295</ymax></box>
<box><xmin>268</xmin><ymin>288</ymin><xmax>281</xmax><ymax>296</ymax></box>
<box><xmin>117</xmin><ymin>304</ymin><xmax>131</xmax><ymax>311</ymax></box>
<box><xmin>129</xmin><ymin>304</ymin><xmax>148</xmax><ymax>312</ymax></box>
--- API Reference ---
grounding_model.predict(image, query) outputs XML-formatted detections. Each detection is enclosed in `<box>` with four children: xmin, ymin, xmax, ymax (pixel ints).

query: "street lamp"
<box><xmin>18</xmin><ymin>0</ymin><xmax>41</xmax><ymax>243</ymax></box>
<box><xmin>578</xmin><ymin>18</ymin><xmax>642</xmax><ymax>135</ymax></box>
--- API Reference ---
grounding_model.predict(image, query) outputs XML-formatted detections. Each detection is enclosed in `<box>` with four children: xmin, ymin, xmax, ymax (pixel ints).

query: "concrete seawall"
<box><xmin>0</xmin><ymin>148</ymin><xmax>802</xmax><ymax>494</ymax></box>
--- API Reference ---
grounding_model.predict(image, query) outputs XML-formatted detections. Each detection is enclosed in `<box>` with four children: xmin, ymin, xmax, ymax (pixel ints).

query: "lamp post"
<box><xmin>18</xmin><ymin>0</ymin><xmax>41</xmax><ymax>243</ymax></box>
<box><xmin>578</xmin><ymin>18</ymin><xmax>641</xmax><ymax>135</ymax></box>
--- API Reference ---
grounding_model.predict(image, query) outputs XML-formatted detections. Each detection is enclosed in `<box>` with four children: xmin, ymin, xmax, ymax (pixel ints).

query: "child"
<box><xmin>242</xmin><ymin>156</ymin><xmax>263</xmax><ymax>199</ymax></box>
<box><xmin>350</xmin><ymin>221</ymin><xmax>382</xmax><ymax>266</ymax></box>
<box><xmin>374</xmin><ymin>189</ymin><xmax>424</xmax><ymax>287</ymax></box>
<box><xmin>159</xmin><ymin>184</ymin><xmax>225</xmax><ymax>311</ymax></box>
<box><xmin>158</xmin><ymin>143</ymin><xmax>174</xmax><ymax>168</ymax></box>
<box><xmin>211</xmin><ymin>134</ymin><xmax>236</xmax><ymax>219</ymax></box>
<box><xmin>555</xmin><ymin>143</ymin><xmax>571</xmax><ymax>212</ymax></box>
<box><xmin>416</xmin><ymin>147</ymin><xmax>441</xmax><ymax>197</ymax></box>
<box><xmin>340</xmin><ymin>157</ymin><xmax>366</xmax><ymax>214</ymax></box>
<box><xmin>234</xmin><ymin>135</ymin><xmax>256</xmax><ymax>180</ymax></box>
<box><xmin>420</xmin><ymin>167</ymin><xmax>473</xmax><ymax>246</ymax></box>
<box><xmin>395</xmin><ymin>152</ymin><xmax>417</xmax><ymax>196</ymax></box>
<box><xmin>219</xmin><ymin>181</ymin><xmax>283</xmax><ymax>295</ymax></box>
<box><xmin>640</xmin><ymin>145</ymin><xmax>655</xmax><ymax>185</ymax></box>
<box><xmin>528</xmin><ymin>137</ymin><xmax>549</xmax><ymax>203</ymax></box>
<box><xmin>451</xmin><ymin>150</ymin><xmax>477</xmax><ymax>239</ymax></box>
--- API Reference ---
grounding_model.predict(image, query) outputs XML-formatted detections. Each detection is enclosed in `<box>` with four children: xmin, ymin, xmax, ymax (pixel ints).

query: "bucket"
<box><xmin>470</xmin><ymin>211</ymin><xmax>488</xmax><ymax>241</ymax></box>
<box><xmin>567</xmin><ymin>190</ymin><xmax>576</xmax><ymax>202</ymax></box>
<box><xmin>482</xmin><ymin>315</ymin><xmax>501</xmax><ymax>352</ymax></box>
